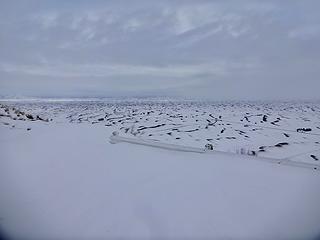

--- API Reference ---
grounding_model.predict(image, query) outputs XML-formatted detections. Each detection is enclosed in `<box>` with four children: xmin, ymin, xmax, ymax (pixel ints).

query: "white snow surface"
<box><xmin>0</xmin><ymin>100</ymin><xmax>320</xmax><ymax>240</ymax></box>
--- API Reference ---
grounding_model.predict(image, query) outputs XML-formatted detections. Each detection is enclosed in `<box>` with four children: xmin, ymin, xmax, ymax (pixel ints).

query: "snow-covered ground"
<box><xmin>1</xmin><ymin>99</ymin><xmax>320</xmax><ymax>239</ymax></box>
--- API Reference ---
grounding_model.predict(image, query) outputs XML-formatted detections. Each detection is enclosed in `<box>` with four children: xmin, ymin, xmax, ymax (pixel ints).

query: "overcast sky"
<box><xmin>0</xmin><ymin>0</ymin><xmax>320</xmax><ymax>100</ymax></box>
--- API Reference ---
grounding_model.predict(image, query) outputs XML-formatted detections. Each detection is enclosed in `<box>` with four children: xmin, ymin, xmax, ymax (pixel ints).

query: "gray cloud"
<box><xmin>0</xmin><ymin>0</ymin><xmax>320</xmax><ymax>99</ymax></box>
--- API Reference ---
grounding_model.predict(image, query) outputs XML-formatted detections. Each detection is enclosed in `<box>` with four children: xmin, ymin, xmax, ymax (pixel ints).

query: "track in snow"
<box><xmin>110</xmin><ymin>133</ymin><xmax>320</xmax><ymax>171</ymax></box>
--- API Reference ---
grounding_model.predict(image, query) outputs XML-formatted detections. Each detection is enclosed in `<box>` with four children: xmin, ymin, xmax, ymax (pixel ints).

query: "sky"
<box><xmin>0</xmin><ymin>0</ymin><xmax>320</xmax><ymax>100</ymax></box>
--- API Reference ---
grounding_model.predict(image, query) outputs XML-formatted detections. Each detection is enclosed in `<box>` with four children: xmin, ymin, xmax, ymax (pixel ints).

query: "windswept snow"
<box><xmin>0</xmin><ymin>99</ymin><xmax>320</xmax><ymax>239</ymax></box>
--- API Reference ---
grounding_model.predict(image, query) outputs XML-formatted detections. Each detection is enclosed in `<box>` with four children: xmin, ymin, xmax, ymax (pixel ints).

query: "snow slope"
<box><xmin>1</xmin><ymin>100</ymin><xmax>320</xmax><ymax>239</ymax></box>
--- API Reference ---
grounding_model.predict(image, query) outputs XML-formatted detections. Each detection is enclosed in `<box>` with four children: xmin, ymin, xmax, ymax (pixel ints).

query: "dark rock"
<box><xmin>310</xmin><ymin>155</ymin><xmax>318</xmax><ymax>161</ymax></box>
<box><xmin>263</xmin><ymin>115</ymin><xmax>268</xmax><ymax>122</ymax></box>
<box><xmin>297</xmin><ymin>128</ymin><xmax>312</xmax><ymax>132</ymax></box>
<box><xmin>275</xmin><ymin>142</ymin><xmax>289</xmax><ymax>147</ymax></box>
<box><xmin>26</xmin><ymin>114</ymin><xmax>34</xmax><ymax>120</ymax></box>
<box><xmin>249</xmin><ymin>151</ymin><xmax>256</xmax><ymax>156</ymax></box>
<box><xmin>36</xmin><ymin>115</ymin><xmax>45</xmax><ymax>121</ymax></box>
<box><xmin>205</xmin><ymin>144</ymin><xmax>214</xmax><ymax>150</ymax></box>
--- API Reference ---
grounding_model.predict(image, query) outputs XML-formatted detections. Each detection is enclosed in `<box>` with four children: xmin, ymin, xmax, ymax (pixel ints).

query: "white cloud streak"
<box><xmin>0</xmin><ymin>62</ymin><xmax>238</xmax><ymax>78</ymax></box>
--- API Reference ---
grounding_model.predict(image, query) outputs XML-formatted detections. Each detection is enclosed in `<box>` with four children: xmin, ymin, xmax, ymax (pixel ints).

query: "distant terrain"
<box><xmin>1</xmin><ymin>99</ymin><xmax>320</xmax><ymax>239</ymax></box>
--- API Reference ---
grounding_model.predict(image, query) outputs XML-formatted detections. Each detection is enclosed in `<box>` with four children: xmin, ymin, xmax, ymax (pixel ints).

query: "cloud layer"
<box><xmin>1</xmin><ymin>0</ymin><xmax>320</xmax><ymax>99</ymax></box>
